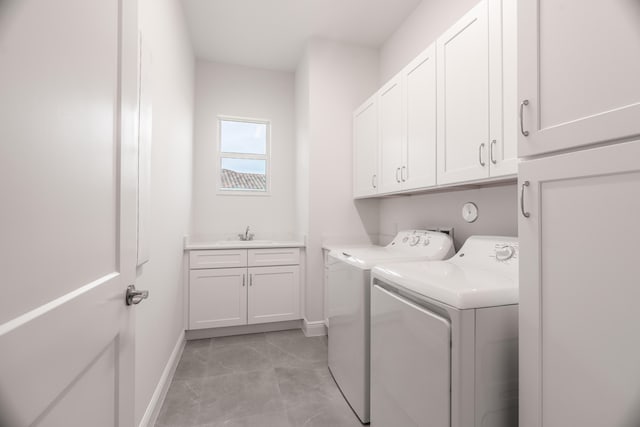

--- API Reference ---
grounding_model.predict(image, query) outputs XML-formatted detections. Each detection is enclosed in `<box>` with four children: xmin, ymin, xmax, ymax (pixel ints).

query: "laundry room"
<box><xmin>1</xmin><ymin>0</ymin><xmax>638</xmax><ymax>427</ymax></box>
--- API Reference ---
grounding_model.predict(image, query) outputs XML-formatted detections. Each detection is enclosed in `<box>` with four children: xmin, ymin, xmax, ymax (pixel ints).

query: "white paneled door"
<box><xmin>436</xmin><ymin>0</ymin><xmax>492</xmax><ymax>184</ymax></box>
<box><xmin>518</xmin><ymin>0</ymin><xmax>640</xmax><ymax>157</ymax></box>
<box><xmin>353</xmin><ymin>95</ymin><xmax>378</xmax><ymax>198</ymax></box>
<box><xmin>0</xmin><ymin>0</ymin><xmax>140</xmax><ymax>426</ymax></box>
<box><xmin>519</xmin><ymin>140</ymin><xmax>640</xmax><ymax>427</ymax></box>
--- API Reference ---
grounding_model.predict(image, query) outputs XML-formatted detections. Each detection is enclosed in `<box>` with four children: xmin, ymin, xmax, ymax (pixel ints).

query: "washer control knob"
<box><xmin>422</xmin><ymin>238</ymin><xmax>430</xmax><ymax>246</ymax></box>
<box><xmin>409</xmin><ymin>235</ymin><xmax>421</xmax><ymax>246</ymax></box>
<box><xmin>495</xmin><ymin>245</ymin><xmax>515</xmax><ymax>261</ymax></box>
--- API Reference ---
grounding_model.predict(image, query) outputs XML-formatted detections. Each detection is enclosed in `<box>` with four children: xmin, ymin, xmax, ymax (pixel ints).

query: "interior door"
<box><xmin>519</xmin><ymin>140</ymin><xmax>640</xmax><ymax>427</ymax></box>
<box><xmin>378</xmin><ymin>74</ymin><xmax>404</xmax><ymax>194</ymax></box>
<box><xmin>0</xmin><ymin>0</ymin><xmax>139</xmax><ymax>425</ymax></box>
<box><xmin>437</xmin><ymin>0</ymin><xmax>491</xmax><ymax>184</ymax></box>
<box><xmin>518</xmin><ymin>0</ymin><xmax>640</xmax><ymax>157</ymax></box>
<box><xmin>403</xmin><ymin>43</ymin><xmax>437</xmax><ymax>190</ymax></box>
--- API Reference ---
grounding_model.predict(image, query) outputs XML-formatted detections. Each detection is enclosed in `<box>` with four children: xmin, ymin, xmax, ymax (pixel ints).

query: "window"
<box><xmin>217</xmin><ymin>117</ymin><xmax>270</xmax><ymax>193</ymax></box>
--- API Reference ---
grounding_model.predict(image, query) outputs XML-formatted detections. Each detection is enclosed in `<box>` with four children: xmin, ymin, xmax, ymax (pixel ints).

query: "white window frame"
<box><xmin>216</xmin><ymin>115</ymin><xmax>271</xmax><ymax>196</ymax></box>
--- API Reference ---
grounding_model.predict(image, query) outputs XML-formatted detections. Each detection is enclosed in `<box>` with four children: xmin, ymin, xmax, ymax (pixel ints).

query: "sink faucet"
<box><xmin>239</xmin><ymin>226</ymin><xmax>254</xmax><ymax>241</ymax></box>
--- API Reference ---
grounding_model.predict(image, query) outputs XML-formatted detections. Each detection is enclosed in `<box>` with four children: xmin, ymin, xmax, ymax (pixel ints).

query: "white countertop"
<box><xmin>185</xmin><ymin>238</ymin><xmax>305</xmax><ymax>250</ymax></box>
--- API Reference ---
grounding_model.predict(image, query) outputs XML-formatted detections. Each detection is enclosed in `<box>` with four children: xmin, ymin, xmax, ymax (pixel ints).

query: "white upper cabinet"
<box><xmin>437</xmin><ymin>0</ymin><xmax>491</xmax><ymax>184</ymax></box>
<box><xmin>403</xmin><ymin>44</ymin><xmax>438</xmax><ymax>190</ymax></box>
<box><xmin>378</xmin><ymin>74</ymin><xmax>404</xmax><ymax>194</ymax></box>
<box><xmin>353</xmin><ymin>95</ymin><xmax>379</xmax><ymax>197</ymax></box>
<box><xmin>518</xmin><ymin>0</ymin><xmax>640</xmax><ymax>157</ymax></box>
<box><xmin>437</xmin><ymin>0</ymin><xmax>515</xmax><ymax>185</ymax></box>
<box><xmin>377</xmin><ymin>44</ymin><xmax>438</xmax><ymax>195</ymax></box>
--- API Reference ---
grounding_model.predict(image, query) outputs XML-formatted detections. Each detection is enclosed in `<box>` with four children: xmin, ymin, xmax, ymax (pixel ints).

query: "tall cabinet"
<box><xmin>518</xmin><ymin>1</ymin><xmax>640</xmax><ymax>426</ymax></box>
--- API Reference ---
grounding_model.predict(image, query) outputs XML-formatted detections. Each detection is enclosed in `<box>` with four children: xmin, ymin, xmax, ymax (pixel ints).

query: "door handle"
<box><xmin>520</xmin><ymin>100</ymin><xmax>529</xmax><ymax>136</ymax></box>
<box><xmin>479</xmin><ymin>143</ymin><xmax>486</xmax><ymax>167</ymax></box>
<box><xmin>125</xmin><ymin>284</ymin><xmax>149</xmax><ymax>306</ymax></box>
<box><xmin>520</xmin><ymin>181</ymin><xmax>531</xmax><ymax>218</ymax></box>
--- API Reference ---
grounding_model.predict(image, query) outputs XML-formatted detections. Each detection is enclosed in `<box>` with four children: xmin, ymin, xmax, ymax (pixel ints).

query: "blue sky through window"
<box><xmin>220</xmin><ymin>120</ymin><xmax>267</xmax><ymax>154</ymax></box>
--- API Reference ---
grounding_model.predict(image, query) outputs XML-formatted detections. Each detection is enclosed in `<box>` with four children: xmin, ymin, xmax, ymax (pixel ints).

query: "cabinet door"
<box><xmin>353</xmin><ymin>95</ymin><xmax>378</xmax><ymax>198</ymax></box>
<box><xmin>519</xmin><ymin>140</ymin><xmax>640</xmax><ymax>427</ymax></box>
<box><xmin>402</xmin><ymin>43</ymin><xmax>437</xmax><ymax>190</ymax></box>
<box><xmin>247</xmin><ymin>266</ymin><xmax>300</xmax><ymax>324</ymax></box>
<box><xmin>489</xmin><ymin>0</ymin><xmax>517</xmax><ymax>177</ymax></box>
<box><xmin>437</xmin><ymin>0</ymin><xmax>491</xmax><ymax>184</ymax></box>
<box><xmin>518</xmin><ymin>0</ymin><xmax>640</xmax><ymax>157</ymax></box>
<box><xmin>378</xmin><ymin>74</ymin><xmax>404</xmax><ymax>194</ymax></box>
<box><xmin>189</xmin><ymin>268</ymin><xmax>247</xmax><ymax>329</ymax></box>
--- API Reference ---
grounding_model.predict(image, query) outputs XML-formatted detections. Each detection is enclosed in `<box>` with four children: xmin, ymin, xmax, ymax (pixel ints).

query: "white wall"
<box><xmin>191</xmin><ymin>61</ymin><xmax>296</xmax><ymax>239</ymax></box>
<box><xmin>136</xmin><ymin>0</ymin><xmax>194</xmax><ymax>424</ymax></box>
<box><xmin>377</xmin><ymin>0</ymin><xmax>517</xmax><ymax>248</ymax></box>
<box><xmin>296</xmin><ymin>39</ymin><xmax>380</xmax><ymax>322</ymax></box>
<box><xmin>379</xmin><ymin>0</ymin><xmax>479</xmax><ymax>83</ymax></box>
<box><xmin>379</xmin><ymin>185</ymin><xmax>517</xmax><ymax>250</ymax></box>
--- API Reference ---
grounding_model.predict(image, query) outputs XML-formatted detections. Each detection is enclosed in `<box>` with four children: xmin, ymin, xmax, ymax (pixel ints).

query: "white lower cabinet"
<box><xmin>248</xmin><ymin>266</ymin><xmax>300</xmax><ymax>324</ymax></box>
<box><xmin>188</xmin><ymin>248</ymin><xmax>301</xmax><ymax>330</ymax></box>
<box><xmin>189</xmin><ymin>268</ymin><xmax>247</xmax><ymax>329</ymax></box>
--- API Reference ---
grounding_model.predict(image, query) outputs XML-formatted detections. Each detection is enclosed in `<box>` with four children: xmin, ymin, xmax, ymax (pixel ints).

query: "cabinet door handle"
<box><xmin>490</xmin><ymin>140</ymin><xmax>497</xmax><ymax>164</ymax></box>
<box><xmin>520</xmin><ymin>181</ymin><xmax>531</xmax><ymax>218</ymax></box>
<box><xmin>479</xmin><ymin>143</ymin><xmax>486</xmax><ymax>167</ymax></box>
<box><xmin>249</xmin><ymin>274</ymin><xmax>253</xmax><ymax>286</ymax></box>
<box><xmin>520</xmin><ymin>100</ymin><xmax>530</xmax><ymax>137</ymax></box>
<box><xmin>242</xmin><ymin>274</ymin><xmax>245</xmax><ymax>287</ymax></box>
<box><xmin>401</xmin><ymin>166</ymin><xmax>407</xmax><ymax>182</ymax></box>
<box><xmin>372</xmin><ymin>174</ymin><xmax>377</xmax><ymax>189</ymax></box>
<box><xmin>395</xmin><ymin>167</ymin><xmax>401</xmax><ymax>183</ymax></box>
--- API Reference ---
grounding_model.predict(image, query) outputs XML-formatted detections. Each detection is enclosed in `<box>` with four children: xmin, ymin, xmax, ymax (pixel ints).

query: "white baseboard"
<box><xmin>302</xmin><ymin>318</ymin><xmax>327</xmax><ymax>337</ymax></box>
<box><xmin>138</xmin><ymin>330</ymin><xmax>185</xmax><ymax>427</ymax></box>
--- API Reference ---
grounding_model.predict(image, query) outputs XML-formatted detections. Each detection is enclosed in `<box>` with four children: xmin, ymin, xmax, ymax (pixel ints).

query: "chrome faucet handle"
<box><xmin>238</xmin><ymin>233</ymin><xmax>246</xmax><ymax>241</ymax></box>
<box><xmin>247</xmin><ymin>233</ymin><xmax>255</xmax><ymax>241</ymax></box>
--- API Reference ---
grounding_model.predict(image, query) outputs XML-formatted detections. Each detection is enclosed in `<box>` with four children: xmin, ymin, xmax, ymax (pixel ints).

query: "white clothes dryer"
<box><xmin>370</xmin><ymin>236</ymin><xmax>519</xmax><ymax>427</ymax></box>
<box><xmin>327</xmin><ymin>230</ymin><xmax>455</xmax><ymax>423</ymax></box>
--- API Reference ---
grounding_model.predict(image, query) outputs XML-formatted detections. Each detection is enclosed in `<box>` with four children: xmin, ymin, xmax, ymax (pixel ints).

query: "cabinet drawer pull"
<box><xmin>520</xmin><ymin>181</ymin><xmax>531</xmax><ymax>218</ymax></box>
<box><xmin>490</xmin><ymin>140</ymin><xmax>497</xmax><ymax>164</ymax></box>
<box><xmin>479</xmin><ymin>143</ymin><xmax>486</xmax><ymax>167</ymax></box>
<box><xmin>520</xmin><ymin>100</ymin><xmax>530</xmax><ymax>136</ymax></box>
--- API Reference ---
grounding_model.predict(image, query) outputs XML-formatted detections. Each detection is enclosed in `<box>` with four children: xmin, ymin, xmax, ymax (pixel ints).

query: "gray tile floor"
<box><xmin>155</xmin><ymin>329</ymin><xmax>364</xmax><ymax>427</ymax></box>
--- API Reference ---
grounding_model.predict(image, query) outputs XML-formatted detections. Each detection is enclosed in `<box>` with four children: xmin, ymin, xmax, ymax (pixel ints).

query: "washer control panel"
<box><xmin>389</xmin><ymin>229</ymin><xmax>453</xmax><ymax>255</ymax></box>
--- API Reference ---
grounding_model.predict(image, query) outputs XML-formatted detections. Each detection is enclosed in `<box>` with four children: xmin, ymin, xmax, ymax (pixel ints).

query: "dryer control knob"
<box><xmin>496</xmin><ymin>245</ymin><xmax>515</xmax><ymax>261</ymax></box>
<box><xmin>409</xmin><ymin>235</ymin><xmax>421</xmax><ymax>246</ymax></box>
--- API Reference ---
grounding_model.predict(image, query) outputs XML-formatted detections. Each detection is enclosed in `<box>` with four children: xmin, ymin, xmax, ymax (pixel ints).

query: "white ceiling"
<box><xmin>181</xmin><ymin>0</ymin><xmax>422</xmax><ymax>71</ymax></box>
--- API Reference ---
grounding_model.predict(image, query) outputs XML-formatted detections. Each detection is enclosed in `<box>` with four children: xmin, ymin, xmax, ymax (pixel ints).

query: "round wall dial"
<box><xmin>462</xmin><ymin>202</ymin><xmax>478</xmax><ymax>223</ymax></box>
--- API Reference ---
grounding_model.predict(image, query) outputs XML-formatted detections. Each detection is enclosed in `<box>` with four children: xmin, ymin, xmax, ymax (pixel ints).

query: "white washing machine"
<box><xmin>327</xmin><ymin>230</ymin><xmax>455</xmax><ymax>423</ymax></box>
<box><xmin>370</xmin><ymin>236</ymin><xmax>519</xmax><ymax>427</ymax></box>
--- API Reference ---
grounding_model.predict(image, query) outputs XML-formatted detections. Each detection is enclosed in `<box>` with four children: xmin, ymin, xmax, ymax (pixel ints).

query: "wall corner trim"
<box><xmin>302</xmin><ymin>318</ymin><xmax>327</xmax><ymax>337</ymax></box>
<box><xmin>138</xmin><ymin>330</ymin><xmax>186</xmax><ymax>427</ymax></box>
